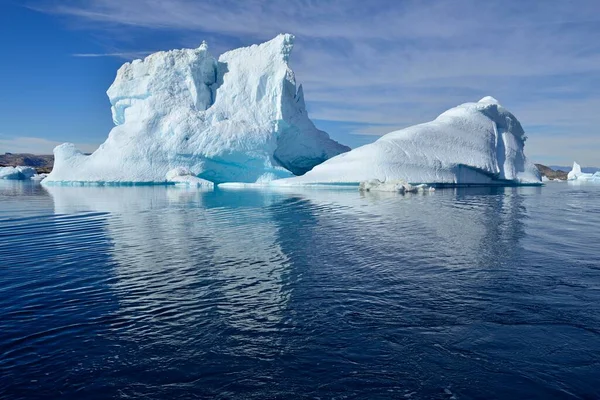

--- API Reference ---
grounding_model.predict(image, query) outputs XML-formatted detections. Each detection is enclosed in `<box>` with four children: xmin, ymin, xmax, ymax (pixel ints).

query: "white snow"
<box><xmin>567</xmin><ymin>161</ymin><xmax>600</xmax><ymax>182</ymax></box>
<box><xmin>273</xmin><ymin>97</ymin><xmax>541</xmax><ymax>187</ymax></box>
<box><xmin>43</xmin><ymin>34</ymin><xmax>348</xmax><ymax>185</ymax></box>
<box><xmin>0</xmin><ymin>166</ymin><xmax>36</xmax><ymax>180</ymax></box>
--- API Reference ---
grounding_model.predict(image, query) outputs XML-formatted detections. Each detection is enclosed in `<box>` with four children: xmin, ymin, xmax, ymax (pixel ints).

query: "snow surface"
<box><xmin>568</xmin><ymin>161</ymin><xmax>600</xmax><ymax>181</ymax></box>
<box><xmin>273</xmin><ymin>97</ymin><xmax>541</xmax><ymax>186</ymax></box>
<box><xmin>0</xmin><ymin>166</ymin><xmax>36</xmax><ymax>180</ymax></box>
<box><xmin>43</xmin><ymin>34</ymin><xmax>348</xmax><ymax>185</ymax></box>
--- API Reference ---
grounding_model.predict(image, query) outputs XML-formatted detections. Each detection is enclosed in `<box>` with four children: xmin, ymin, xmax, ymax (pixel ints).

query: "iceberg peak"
<box><xmin>277</xmin><ymin>33</ymin><xmax>295</xmax><ymax>62</ymax></box>
<box><xmin>478</xmin><ymin>96</ymin><xmax>501</xmax><ymax>105</ymax></box>
<box><xmin>570</xmin><ymin>161</ymin><xmax>582</xmax><ymax>176</ymax></box>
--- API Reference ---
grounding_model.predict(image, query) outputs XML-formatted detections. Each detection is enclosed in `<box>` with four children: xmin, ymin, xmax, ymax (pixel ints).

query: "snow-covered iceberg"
<box><xmin>567</xmin><ymin>162</ymin><xmax>600</xmax><ymax>182</ymax></box>
<box><xmin>43</xmin><ymin>34</ymin><xmax>348</xmax><ymax>185</ymax></box>
<box><xmin>0</xmin><ymin>166</ymin><xmax>36</xmax><ymax>180</ymax></box>
<box><xmin>273</xmin><ymin>97</ymin><xmax>541</xmax><ymax>187</ymax></box>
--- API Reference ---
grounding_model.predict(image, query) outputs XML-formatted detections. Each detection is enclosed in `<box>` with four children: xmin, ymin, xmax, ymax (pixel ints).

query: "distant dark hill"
<box><xmin>0</xmin><ymin>153</ymin><xmax>54</xmax><ymax>173</ymax></box>
<box><xmin>550</xmin><ymin>165</ymin><xmax>600</xmax><ymax>174</ymax></box>
<box><xmin>535</xmin><ymin>164</ymin><xmax>568</xmax><ymax>180</ymax></box>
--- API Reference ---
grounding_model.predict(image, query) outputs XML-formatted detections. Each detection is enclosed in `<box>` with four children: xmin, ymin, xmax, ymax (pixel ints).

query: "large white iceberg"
<box><xmin>567</xmin><ymin>162</ymin><xmax>600</xmax><ymax>182</ymax></box>
<box><xmin>273</xmin><ymin>97</ymin><xmax>541</xmax><ymax>187</ymax></box>
<box><xmin>0</xmin><ymin>166</ymin><xmax>36</xmax><ymax>180</ymax></box>
<box><xmin>43</xmin><ymin>34</ymin><xmax>348</xmax><ymax>185</ymax></box>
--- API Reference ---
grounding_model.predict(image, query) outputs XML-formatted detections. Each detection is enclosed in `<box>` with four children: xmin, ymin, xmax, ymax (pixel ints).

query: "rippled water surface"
<box><xmin>1</xmin><ymin>181</ymin><xmax>599</xmax><ymax>399</ymax></box>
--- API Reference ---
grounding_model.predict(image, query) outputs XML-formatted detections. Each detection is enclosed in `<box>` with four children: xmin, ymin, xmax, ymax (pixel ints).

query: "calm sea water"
<box><xmin>1</xmin><ymin>181</ymin><xmax>599</xmax><ymax>399</ymax></box>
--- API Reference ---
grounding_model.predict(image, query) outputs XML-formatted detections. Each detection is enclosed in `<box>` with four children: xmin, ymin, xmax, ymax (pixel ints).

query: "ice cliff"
<box><xmin>273</xmin><ymin>97</ymin><xmax>541</xmax><ymax>186</ymax></box>
<box><xmin>43</xmin><ymin>34</ymin><xmax>349</xmax><ymax>184</ymax></box>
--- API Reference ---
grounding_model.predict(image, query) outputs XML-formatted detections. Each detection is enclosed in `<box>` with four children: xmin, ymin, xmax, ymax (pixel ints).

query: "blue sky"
<box><xmin>1</xmin><ymin>0</ymin><xmax>599</xmax><ymax>166</ymax></box>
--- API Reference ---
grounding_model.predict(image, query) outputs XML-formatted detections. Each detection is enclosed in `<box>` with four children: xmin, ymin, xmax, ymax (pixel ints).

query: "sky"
<box><xmin>1</xmin><ymin>0</ymin><xmax>599</xmax><ymax>166</ymax></box>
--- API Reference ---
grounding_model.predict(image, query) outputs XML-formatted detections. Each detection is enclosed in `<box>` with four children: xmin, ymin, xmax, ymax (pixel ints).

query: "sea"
<box><xmin>1</xmin><ymin>181</ymin><xmax>599</xmax><ymax>399</ymax></box>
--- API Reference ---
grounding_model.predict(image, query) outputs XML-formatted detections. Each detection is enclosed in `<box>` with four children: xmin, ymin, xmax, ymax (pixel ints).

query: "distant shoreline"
<box><xmin>0</xmin><ymin>153</ymin><xmax>53</xmax><ymax>174</ymax></box>
<box><xmin>1</xmin><ymin>152</ymin><xmax>596</xmax><ymax>181</ymax></box>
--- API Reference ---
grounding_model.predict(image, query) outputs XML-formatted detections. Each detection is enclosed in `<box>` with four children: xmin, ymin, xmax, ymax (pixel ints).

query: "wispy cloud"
<box><xmin>0</xmin><ymin>136</ymin><xmax>98</xmax><ymax>155</ymax></box>
<box><xmin>72</xmin><ymin>51</ymin><xmax>153</xmax><ymax>59</ymax></box>
<box><xmin>28</xmin><ymin>0</ymin><xmax>600</xmax><ymax>165</ymax></box>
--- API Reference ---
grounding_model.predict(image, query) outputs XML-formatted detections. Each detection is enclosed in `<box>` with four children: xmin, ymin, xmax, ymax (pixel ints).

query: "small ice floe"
<box><xmin>358</xmin><ymin>179</ymin><xmax>435</xmax><ymax>193</ymax></box>
<box><xmin>31</xmin><ymin>173</ymin><xmax>48</xmax><ymax>181</ymax></box>
<box><xmin>165</xmin><ymin>167</ymin><xmax>214</xmax><ymax>188</ymax></box>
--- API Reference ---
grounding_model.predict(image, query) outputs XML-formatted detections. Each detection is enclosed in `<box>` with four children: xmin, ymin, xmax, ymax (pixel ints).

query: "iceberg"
<box><xmin>567</xmin><ymin>162</ymin><xmax>600</xmax><ymax>182</ymax></box>
<box><xmin>273</xmin><ymin>97</ymin><xmax>541</xmax><ymax>187</ymax></box>
<box><xmin>0</xmin><ymin>166</ymin><xmax>36</xmax><ymax>180</ymax></box>
<box><xmin>43</xmin><ymin>34</ymin><xmax>348</xmax><ymax>185</ymax></box>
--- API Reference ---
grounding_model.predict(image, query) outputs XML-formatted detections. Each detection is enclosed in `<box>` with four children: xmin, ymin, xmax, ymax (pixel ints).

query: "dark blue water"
<box><xmin>1</xmin><ymin>181</ymin><xmax>599</xmax><ymax>399</ymax></box>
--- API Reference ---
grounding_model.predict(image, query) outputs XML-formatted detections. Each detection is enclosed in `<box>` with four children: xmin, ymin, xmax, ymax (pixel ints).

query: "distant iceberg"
<box><xmin>273</xmin><ymin>97</ymin><xmax>541</xmax><ymax>187</ymax></box>
<box><xmin>567</xmin><ymin>162</ymin><xmax>600</xmax><ymax>182</ymax></box>
<box><xmin>43</xmin><ymin>34</ymin><xmax>348</xmax><ymax>185</ymax></box>
<box><xmin>0</xmin><ymin>166</ymin><xmax>36</xmax><ymax>180</ymax></box>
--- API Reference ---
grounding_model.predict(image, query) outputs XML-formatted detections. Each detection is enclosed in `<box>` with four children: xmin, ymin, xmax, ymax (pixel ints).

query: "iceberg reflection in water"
<box><xmin>1</xmin><ymin>182</ymin><xmax>599</xmax><ymax>399</ymax></box>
